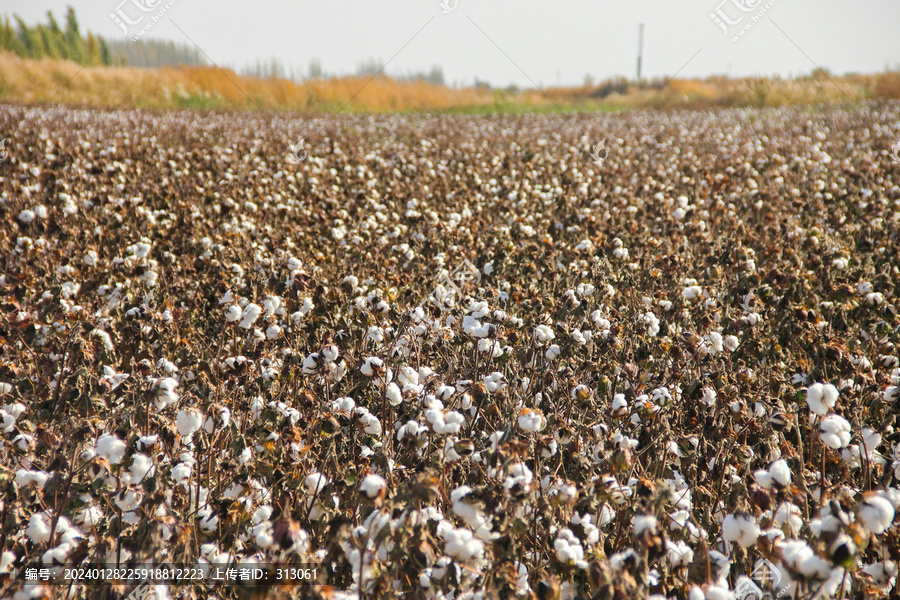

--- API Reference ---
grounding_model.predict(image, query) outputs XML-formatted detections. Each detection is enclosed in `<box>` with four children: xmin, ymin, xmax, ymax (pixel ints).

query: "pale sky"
<box><xmin>3</xmin><ymin>1</ymin><xmax>899</xmax><ymax>88</ymax></box>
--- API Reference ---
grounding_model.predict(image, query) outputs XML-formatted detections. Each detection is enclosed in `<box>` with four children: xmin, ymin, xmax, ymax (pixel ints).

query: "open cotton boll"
<box><xmin>15</xmin><ymin>469</ymin><xmax>49</xmax><ymax>489</ymax></box>
<box><xmin>153</xmin><ymin>377</ymin><xmax>179</xmax><ymax>410</ymax></box>
<box><xmin>26</xmin><ymin>512</ymin><xmax>52</xmax><ymax>544</ymax></box>
<box><xmin>224</xmin><ymin>305</ymin><xmax>241</xmax><ymax>322</ymax></box>
<box><xmin>175</xmin><ymin>409</ymin><xmax>203</xmax><ymax>439</ymax></box>
<box><xmin>303</xmin><ymin>472</ymin><xmax>329</xmax><ymax>495</ymax></box>
<box><xmin>385</xmin><ymin>382</ymin><xmax>403</xmax><ymax>406</ymax></box>
<box><xmin>129</xmin><ymin>453</ymin><xmax>153</xmax><ymax>482</ymax></box>
<box><xmin>780</xmin><ymin>540</ymin><xmax>831</xmax><ymax>579</ymax></box>
<box><xmin>723</xmin><ymin>512</ymin><xmax>760</xmax><ymax>547</ymax></box>
<box><xmin>554</xmin><ymin>528</ymin><xmax>587</xmax><ymax>568</ymax></box>
<box><xmin>806</xmin><ymin>382</ymin><xmax>839</xmax><ymax>415</ymax></box>
<box><xmin>360</xmin><ymin>357</ymin><xmax>383</xmax><ymax>376</ymax></box>
<box><xmin>518</xmin><ymin>408</ymin><xmax>545</xmax><ymax>433</ymax></box>
<box><xmin>359</xmin><ymin>474</ymin><xmax>387</xmax><ymax>499</ymax></box>
<box><xmin>858</xmin><ymin>494</ymin><xmax>895</xmax><ymax>534</ymax></box>
<box><xmin>442</xmin><ymin>527</ymin><xmax>484</xmax><ymax>563</ymax></box>
<box><xmin>820</xmin><ymin>414</ymin><xmax>852</xmax><ymax>449</ymax></box>
<box><xmin>95</xmin><ymin>433</ymin><xmax>126</xmax><ymax>465</ymax></box>
<box><xmin>682</xmin><ymin>286</ymin><xmax>702</xmax><ymax>300</ymax></box>
<box><xmin>754</xmin><ymin>458</ymin><xmax>791</xmax><ymax>489</ymax></box>
<box><xmin>0</xmin><ymin>382</ymin><xmax>12</xmax><ymax>396</ymax></box>
<box><xmin>633</xmin><ymin>515</ymin><xmax>658</xmax><ymax>536</ymax></box>
<box><xmin>534</xmin><ymin>325</ymin><xmax>555</xmax><ymax>343</ymax></box>
<box><xmin>545</xmin><ymin>344</ymin><xmax>561</xmax><ymax>360</ymax></box>
<box><xmin>239</xmin><ymin>303</ymin><xmax>262</xmax><ymax>329</ymax></box>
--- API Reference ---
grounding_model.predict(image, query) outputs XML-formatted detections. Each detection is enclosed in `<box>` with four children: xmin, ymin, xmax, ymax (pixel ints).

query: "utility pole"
<box><xmin>636</xmin><ymin>23</ymin><xmax>644</xmax><ymax>83</ymax></box>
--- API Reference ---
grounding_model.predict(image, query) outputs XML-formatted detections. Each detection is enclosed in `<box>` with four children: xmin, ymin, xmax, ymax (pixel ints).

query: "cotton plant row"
<box><xmin>1</xmin><ymin>103</ymin><xmax>899</xmax><ymax>599</ymax></box>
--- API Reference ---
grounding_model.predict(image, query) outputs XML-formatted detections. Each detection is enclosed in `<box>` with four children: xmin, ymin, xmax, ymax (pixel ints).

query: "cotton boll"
<box><xmin>95</xmin><ymin>433</ymin><xmax>126</xmax><ymax>465</ymax></box>
<box><xmin>224</xmin><ymin>305</ymin><xmax>241</xmax><ymax>322</ymax></box>
<box><xmin>176</xmin><ymin>409</ymin><xmax>203</xmax><ymax>440</ymax></box>
<box><xmin>724</xmin><ymin>335</ymin><xmax>739</xmax><ymax>352</ymax></box>
<box><xmin>265</xmin><ymin>325</ymin><xmax>282</xmax><ymax>340</ymax></box>
<box><xmin>806</xmin><ymin>382</ymin><xmax>839</xmax><ymax>415</ymax></box>
<box><xmin>26</xmin><ymin>513</ymin><xmax>52</xmax><ymax>544</ymax></box>
<box><xmin>534</xmin><ymin>325</ymin><xmax>555</xmax><ymax>343</ymax></box>
<box><xmin>545</xmin><ymin>344</ymin><xmax>561</xmax><ymax>360</ymax></box>
<box><xmin>518</xmin><ymin>408</ymin><xmax>545</xmax><ymax>433</ymax></box>
<box><xmin>554</xmin><ymin>528</ymin><xmax>587</xmax><ymax>568</ymax></box>
<box><xmin>15</xmin><ymin>469</ymin><xmax>49</xmax><ymax>489</ymax></box>
<box><xmin>682</xmin><ymin>286</ymin><xmax>702</xmax><ymax>300</ymax></box>
<box><xmin>443</xmin><ymin>527</ymin><xmax>485</xmax><ymax>563</ymax></box>
<box><xmin>171</xmin><ymin>462</ymin><xmax>192</xmax><ymax>484</ymax></box>
<box><xmin>129</xmin><ymin>453</ymin><xmax>153</xmax><ymax>482</ymax></box>
<box><xmin>239</xmin><ymin>303</ymin><xmax>262</xmax><ymax>329</ymax></box>
<box><xmin>858</xmin><ymin>494</ymin><xmax>895</xmax><ymax>534</ymax></box>
<box><xmin>754</xmin><ymin>458</ymin><xmax>791</xmax><ymax>489</ymax></box>
<box><xmin>820</xmin><ymin>414</ymin><xmax>852</xmax><ymax>449</ymax></box>
<box><xmin>303</xmin><ymin>472</ymin><xmax>329</xmax><ymax>496</ymax></box>
<box><xmin>153</xmin><ymin>377</ymin><xmax>179</xmax><ymax>410</ymax></box>
<box><xmin>385</xmin><ymin>382</ymin><xmax>403</xmax><ymax>406</ymax></box>
<box><xmin>633</xmin><ymin>515</ymin><xmax>658</xmax><ymax>537</ymax></box>
<box><xmin>359</xmin><ymin>474</ymin><xmax>387</xmax><ymax>499</ymax></box>
<box><xmin>666</xmin><ymin>540</ymin><xmax>694</xmax><ymax>567</ymax></box>
<box><xmin>361</xmin><ymin>357</ymin><xmax>384</xmax><ymax>376</ymax></box>
<box><xmin>723</xmin><ymin>512</ymin><xmax>759</xmax><ymax>547</ymax></box>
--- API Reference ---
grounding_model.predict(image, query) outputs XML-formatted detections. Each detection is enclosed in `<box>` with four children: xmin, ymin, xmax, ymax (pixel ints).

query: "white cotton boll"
<box><xmin>666</xmin><ymin>540</ymin><xmax>694</xmax><ymax>567</ymax></box>
<box><xmin>176</xmin><ymin>409</ymin><xmax>203</xmax><ymax>439</ymax></box>
<box><xmin>859</xmin><ymin>495</ymin><xmax>895</xmax><ymax>534</ymax></box>
<box><xmin>303</xmin><ymin>472</ymin><xmax>329</xmax><ymax>495</ymax></box>
<box><xmin>754</xmin><ymin>458</ymin><xmax>791</xmax><ymax>489</ymax></box>
<box><xmin>723</xmin><ymin>512</ymin><xmax>760</xmax><ymax>547</ymax></box>
<box><xmin>265</xmin><ymin>325</ymin><xmax>282</xmax><ymax>340</ymax></box>
<box><xmin>239</xmin><ymin>303</ymin><xmax>262</xmax><ymax>329</ymax></box>
<box><xmin>95</xmin><ymin>433</ymin><xmax>126</xmax><ymax>465</ymax></box>
<box><xmin>19</xmin><ymin>209</ymin><xmax>37</xmax><ymax>223</ymax></box>
<box><xmin>129</xmin><ymin>453</ymin><xmax>152</xmax><ymax>482</ymax></box>
<box><xmin>700</xmin><ymin>387</ymin><xmax>717</xmax><ymax>406</ymax></box>
<box><xmin>15</xmin><ymin>469</ymin><xmax>48</xmax><ymax>489</ymax></box>
<box><xmin>443</xmin><ymin>527</ymin><xmax>485</xmax><ymax>563</ymax></box>
<box><xmin>385</xmin><ymin>382</ymin><xmax>403</xmax><ymax>407</ymax></box>
<box><xmin>724</xmin><ymin>335</ymin><xmax>739</xmax><ymax>352</ymax></box>
<box><xmin>301</xmin><ymin>353</ymin><xmax>320</xmax><ymax>374</ymax></box>
<box><xmin>358</xmin><ymin>411</ymin><xmax>382</xmax><ymax>436</ymax></box>
<box><xmin>26</xmin><ymin>513</ymin><xmax>52</xmax><ymax>544</ymax></box>
<box><xmin>820</xmin><ymin>414</ymin><xmax>852</xmax><ymax>449</ymax></box>
<box><xmin>359</xmin><ymin>474</ymin><xmax>387</xmax><ymax>499</ymax></box>
<box><xmin>154</xmin><ymin>377</ymin><xmax>178</xmax><ymax>410</ymax></box>
<box><xmin>224</xmin><ymin>305</ymin><xmax>241</xmax><ymax>322</ymax></box>
<box><xmin>546</xmin><ymin>344</ymin><xmax>561</xmax><ymax>360</ymax></box>
<box><xmin>773</xmin><ymin>502</ymin><xmax>804</xmax><ymax>533</ymax></box>
<box><xmin>707</xmin><ymin>331</ymin><xmax>724</xmax><ymax>354</ymax></box>
<box><xmin>610</xmin><ymin>393</ymin><xmax>628</xmax><ymax>416</ymax></box>
<box><xmin>361</xmin><ymin>357</ymin><xmax>383</xmax><ymax>376</ymax></box>
<box><xmin>641</xmin><ymin>311</ymin><xmax>661</xmax><ymax>337</ymax></box>
<box><xmin>806</xmin><ymin>382</ymin><xmax>839</xmax><ymax>415</ymax></box>
<box><xmin>518</xmin><ymin>408</ymin><xmax>545</xmax><ymax>433</ymax></box>
<box><xmin>534</xmin><ymin>325</ymin><xmax>555</xmax><ymax>343</ymax></box>
<box><xmin>554</xmin><ymin>528</ymin><xmax>587</xmax><ymax>568</ymax></box>
<box><xmin>781</xmin><ymin>540</ymin><xmax>831</xmax><ymax>579</ymax></box>
<box><xmin>634</xmin><ymin>515</ymin><xmax>658</xmax><ymax>536</ymax></box>
<box><xmin>171</xmin><ymin>462</ymin><xmax>192</xmax><ymax>484</ymax></box>
<box><xmin>0</xmin><ymin>382</ymin><xmax>11</xmax><ymax>396</ymax></box>
<box><xmin>682</xmin><ymin>286</ymin><xmax>702</xmax><ymax>300</ymax></box>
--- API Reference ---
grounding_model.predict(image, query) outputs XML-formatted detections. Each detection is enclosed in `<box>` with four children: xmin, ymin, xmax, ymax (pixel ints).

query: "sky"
<box><xmin>3</xmin><ymin>0</ymin><xmax>899</xmax><ymax>88</ymax></box>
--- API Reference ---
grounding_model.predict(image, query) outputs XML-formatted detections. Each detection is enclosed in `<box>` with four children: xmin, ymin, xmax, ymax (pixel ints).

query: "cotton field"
<box><xmin>1</xmin><ymin>102</ymin><xmax>900</xmax><ymax>599</ymax></box>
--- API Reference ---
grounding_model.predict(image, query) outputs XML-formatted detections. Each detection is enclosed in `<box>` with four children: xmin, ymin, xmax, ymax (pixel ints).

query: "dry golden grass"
<box><xmin>1</xmin><ymin>51</ymin><xmax>898</xmax><ymax>113</ymax></box>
